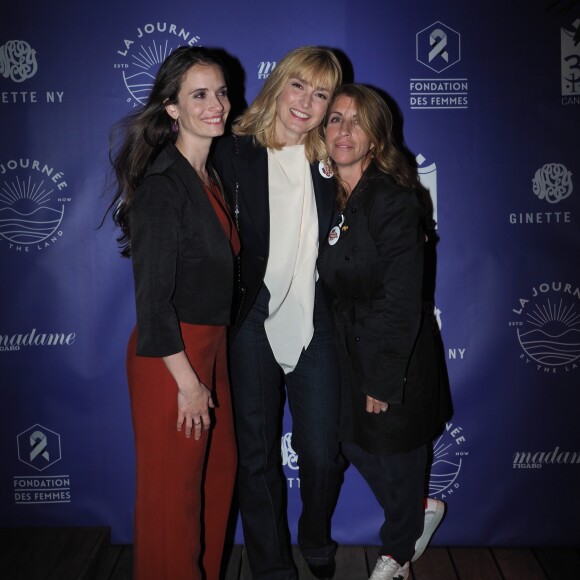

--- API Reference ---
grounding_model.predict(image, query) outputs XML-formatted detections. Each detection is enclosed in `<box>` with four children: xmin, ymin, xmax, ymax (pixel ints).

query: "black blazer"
<box><xmin>212</xmin><ymin>135</ymin><xmax>335</xmax><ymax>330</ymax></box>
<box><xmin>318</xmin><ymin>167</ymin><xmax>452</xmax><ymax>454</ymax></box>
<box><xmin>130</xmin><ymin>142</ymin><xmax>235</xmax><ymax>357</ymax></box>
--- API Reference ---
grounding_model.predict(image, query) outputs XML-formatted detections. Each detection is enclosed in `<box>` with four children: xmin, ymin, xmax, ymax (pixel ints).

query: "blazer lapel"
<box><xmin>310</xmin><ymin>161</ymin><xmax>335</xmax><ymax>244</ymax></box>
<box><xmin>170</xmin><ymin>153</ymin><xmax>231</xmax><ymax>251</ymax></box>
<box><xmin>234</xmin><ymin>137</ymin><xmax>270</xmax><ymax>248</ymax></box>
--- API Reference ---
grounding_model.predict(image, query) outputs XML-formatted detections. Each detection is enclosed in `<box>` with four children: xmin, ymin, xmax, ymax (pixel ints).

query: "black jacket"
<box><xmin>318</xmin><ymin>166</ymin><xmax>452</xmax><ymax>454</ymax></box>
<box><xmin>130</xmin><ymin>143</ymin><xmax>235</xmax><ymax>357</ymax></box>
<box><xmin>212</xmin><ymin>135</ymin><xmax>336</xmax><ymax>330</ymax></box>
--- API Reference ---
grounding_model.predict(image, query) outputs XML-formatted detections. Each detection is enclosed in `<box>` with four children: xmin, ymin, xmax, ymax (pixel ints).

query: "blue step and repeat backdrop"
<box><xmin>1</xmin><ymin>0</ymin><xmax>579</xmax><ymax>546</ymax></box>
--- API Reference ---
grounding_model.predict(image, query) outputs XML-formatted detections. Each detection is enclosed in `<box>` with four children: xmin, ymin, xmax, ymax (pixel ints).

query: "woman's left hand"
<box><xmin>366</xmin><ymin>396</ymin><xmax>389</xmax><ymax>414</ymax></box>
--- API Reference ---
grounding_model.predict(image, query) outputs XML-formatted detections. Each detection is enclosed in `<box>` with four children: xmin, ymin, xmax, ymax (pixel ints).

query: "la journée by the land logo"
<box><xmin>510</xmin><ymin>281</ymin><xmax>580</xmax><ymax>373</ymax></box>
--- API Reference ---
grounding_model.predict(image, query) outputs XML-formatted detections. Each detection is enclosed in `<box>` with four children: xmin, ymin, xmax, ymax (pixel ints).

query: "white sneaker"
<box><xmin>369</xmin><ymin>556</ymin><xmax>410</xmax><ymax>580</ymax></box>
<box><xmin>412</xmin><ymin>498</ymin><xmax>445</xmax><ymax>562</ymax></box>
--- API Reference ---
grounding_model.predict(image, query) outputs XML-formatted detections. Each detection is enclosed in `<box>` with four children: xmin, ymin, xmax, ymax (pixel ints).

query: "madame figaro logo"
<box><xmin>0</xmin><ymin>328</ymin><xmax>76</xmax><ymax>351</ymax></box>
<box><xmin>513</xmin><ymin>447</ymin><xmax>580</xmax><ymax>469</ymax></box>
<box><xmin>114</xmin><ymin>22</ymin><xmax>201</xmax><ymax>107</ymax></box>
<box><xmin>510</xmin><ymin>282</ymin><xmax>580</xmax><ymax>373</ymax></box>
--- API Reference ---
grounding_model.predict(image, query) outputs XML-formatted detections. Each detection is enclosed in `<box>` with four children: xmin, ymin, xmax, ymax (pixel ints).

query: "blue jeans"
<box><xmin>229</xmin><ymin>283</ymin><xmax>342</xmax><ymax>579</ymax></box>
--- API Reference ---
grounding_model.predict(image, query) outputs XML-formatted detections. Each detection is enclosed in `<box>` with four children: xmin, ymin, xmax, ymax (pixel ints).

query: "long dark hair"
<box><xmin>325</xmin><ymin>84</ymin><xmax>421</xmax><ymax>211</ymax></box>
<box><xmin>107</xmin><ymin>46</ymin><xmax>225</xmax><ymax>257</ymax></box>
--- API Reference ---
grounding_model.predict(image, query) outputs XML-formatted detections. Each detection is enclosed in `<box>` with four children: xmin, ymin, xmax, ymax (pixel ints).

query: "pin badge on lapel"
<box><xmin>319</xmin><ymin>161</ymin><xmax>333</xmax><ymax>178</ymax></box>
<box><xmin>328</xmin><ymin>214</ymin><xmax>345</xmax><ymax>246</ymax></box>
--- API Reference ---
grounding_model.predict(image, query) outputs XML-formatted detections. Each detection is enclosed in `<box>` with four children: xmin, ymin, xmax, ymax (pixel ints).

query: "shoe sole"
<box><xmin>412</xmin><ymin>500</ymin><xmax>445</xmax><ymax>562</ymax></box>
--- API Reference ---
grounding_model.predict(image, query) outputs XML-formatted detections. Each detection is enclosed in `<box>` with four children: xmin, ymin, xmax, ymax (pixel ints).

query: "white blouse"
<box><xmin>264</xmin><ymin>145</ymin><xmax>319</xmax><ymax>374</ymax></box>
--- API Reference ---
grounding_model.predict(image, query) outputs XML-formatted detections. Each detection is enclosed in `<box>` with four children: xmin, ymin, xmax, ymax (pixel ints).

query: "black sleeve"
<box><xmin>361</xmin><ymin>187</ymin><xmax>424</xmax><ymax>403</ymax></box>
<box><xmin>129</xmin><ymin>175</ymin><xmax>184</xmax><ymax>357</ymax></box>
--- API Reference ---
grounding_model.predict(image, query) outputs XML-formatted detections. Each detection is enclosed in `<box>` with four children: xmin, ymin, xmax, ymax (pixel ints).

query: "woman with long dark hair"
<box><xmin>318</xmin><ymin>84</ymin><xmax>453</xmax><ymax>580</ymax></box>
<box><xmin>109</xmin><ymin>46</ymin><xmax>238</xmax><ymax>579</ymax></box>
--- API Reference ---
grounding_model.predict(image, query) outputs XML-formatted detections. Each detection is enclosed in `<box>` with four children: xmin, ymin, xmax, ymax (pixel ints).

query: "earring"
<box><xmin>172</xmin><ymin>119</ymin><xmax>179</xmax><ymax>133</ymax></box>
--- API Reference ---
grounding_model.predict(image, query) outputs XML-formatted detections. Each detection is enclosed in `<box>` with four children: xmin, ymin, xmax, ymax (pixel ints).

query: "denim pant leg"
<box><xmin>285</xmin><ymin>284</ymin><xmax>342</xmax><ymax>567</ymax></box>
<box><xmin>229</xmin><ymin>286</ymin><xmax>298</xmax><ymax>580</ymax></box>
<box><xmin>342</xmin><ymin>441</ymin><xmax>426</xmax><ymax>565</ymax></box>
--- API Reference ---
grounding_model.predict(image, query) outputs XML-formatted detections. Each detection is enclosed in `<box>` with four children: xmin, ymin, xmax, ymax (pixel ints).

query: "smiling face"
<box><xmin>274</xmin><ymin>77</ymin><xmax>331</xmax><ymax>146</ymax></box>
<box><xmin>325</xmin><ymin>94</ymin><xmax>374</xmax><ymax>181</ymax></box>
<box><xmin>165</xmin><ymin>63</ymin><xmax>230</xmax><ymax>146</ymax></box>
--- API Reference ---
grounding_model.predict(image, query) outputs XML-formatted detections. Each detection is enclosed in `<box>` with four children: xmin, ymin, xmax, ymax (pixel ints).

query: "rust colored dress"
<box><xmin>127</xmin><ymin>179</ymin><xmax>240</xmax><ymax>580</ymax></box>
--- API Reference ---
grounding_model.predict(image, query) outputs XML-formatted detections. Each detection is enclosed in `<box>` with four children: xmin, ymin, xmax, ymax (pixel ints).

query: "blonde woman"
<box><xmin>213</xmin><ymin>47</ymin><xmax>343</xmax><ymax>580</ymax></box>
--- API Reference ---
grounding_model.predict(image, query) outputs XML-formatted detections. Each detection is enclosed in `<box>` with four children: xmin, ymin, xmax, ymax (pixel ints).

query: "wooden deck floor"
<box><xmin>1</xmin><ymin>527</ymin><xmax>579</xmax><ymax>579</ymax></box>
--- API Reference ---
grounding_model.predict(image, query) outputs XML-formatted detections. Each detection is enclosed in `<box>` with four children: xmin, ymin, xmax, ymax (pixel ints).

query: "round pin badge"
<box><xmin>319</xmin><ymin>161</ymin><xmax>333</xmax><ymax>178</ymax></box>
<box><xmin>328</xmin><ymin>214</ymin><xmax>344</xmax><ymax>246</ymax></box>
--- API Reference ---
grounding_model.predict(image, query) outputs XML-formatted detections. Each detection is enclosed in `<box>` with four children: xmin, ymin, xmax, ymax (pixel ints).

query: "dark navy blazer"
<box><xmin>130</xmin><ymin>142</ymin><xmax>234</xmax><ymax>357</ymax></box>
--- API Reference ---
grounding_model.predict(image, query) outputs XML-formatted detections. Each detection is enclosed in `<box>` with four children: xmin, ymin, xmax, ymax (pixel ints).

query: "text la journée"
<box><xmin>513</xmin><ymin>282</ymin><xmax>580</xmax><ymax>315</ymax></box>
<box><xmin>117</xmin><ymin>23</ymin><xmax>200</xmax><ymax>56</ymax></box>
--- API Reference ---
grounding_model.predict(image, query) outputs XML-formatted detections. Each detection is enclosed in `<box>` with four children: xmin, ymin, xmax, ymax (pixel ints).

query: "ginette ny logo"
<box><xmin>513</xmin><ymin>446</ymin><xmax>580</xmax><ymax>469</ymax></box>
<box><xmin>509</xmin><ymin>163</ymin><xmax>573</xmax><ymax>225</ymax></box>
<box><xmin>114</xmin><ymin>22</ymin><xmax>201</xmax><ymax>108</ymax></box>
<box><xmin>281</xmin><ymin>432</ymin><xmax>301</xmax><ymax>489</ymax></box>
<box><xmin>532</xmin><ymin>163</ymin><xmax>573</xmax><ymax>205</ymax></box>
<box><xmin>432</xmin><ymin>308</ymin><xmax>467</xmax><ymax>362</ymax></box>
<box><xmin>0</xmin><ymin>41</ymin><xmax>64</xmax><ymax>105</ymax></box>
<box><xmin>416</xmin><ymin>153</ymin><xmax>437</xmax><ymax>227</ymax></box>
<box><xmin>561</xmin><ymin>18</ymin><xmax>580</xmax><ymax>105</ymax></box>
<box><xmin>411</xmin><ymin>21</ymin><xmax>468</xmax><ymax>110</ymax></box>
<box><xmin>258</xmin><ymin>60</ymin><xmax>276</xmax><ymax>80</ymax></box>
<box><xmin>0</xmin><ymin>158</ymin><xmax>70</xmax><ymax>252</ymax></box>
<box><xmin>510</xmin><ymin>282</ymin><xmax>580</xmax><ymax>374</ymax></box>
<box><xmin>14</xmin><ymin>424</ymin><xmax>71</xmax><ymax>504</ymax></box>
<box><xmin>0</xmin><ymin>40</ymin><xmax>37</xmax><ymax>82</ymax></box>
<box><xmin>428</xmin><ymin>421</ymin><xmax>469</xmax><ymax>500</ymax></box>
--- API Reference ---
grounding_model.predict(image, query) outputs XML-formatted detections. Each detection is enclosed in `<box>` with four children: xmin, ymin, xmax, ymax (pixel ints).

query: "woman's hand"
<box><xmin>162</xmin><ymin>351</ymin><xmax>215</xmax><ymax>440</ymax></box>
<box><xmin>176</xmin><ymin>380</ymin><xmax>215</xmax><ymax>440</ymax></box>
<box><xmin>366</xmin><ymin>395</ymin><xmax>389</xmax><ymax>414</ymax></box>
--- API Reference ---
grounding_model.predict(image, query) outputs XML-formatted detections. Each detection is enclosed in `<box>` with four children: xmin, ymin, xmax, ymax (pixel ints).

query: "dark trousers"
<box><xmin>342</xmin><ymin>441</ymin><xmax>426</xmax><ymax>565</ymax></box>
<box><xmin>230</xmin><ymin>284</ymin><xmax>342</xmax><ymax>579</ymax></box>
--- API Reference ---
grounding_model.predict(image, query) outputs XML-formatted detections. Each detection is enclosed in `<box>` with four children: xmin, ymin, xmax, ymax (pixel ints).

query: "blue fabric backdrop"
<box><xmin>1</xmin><ymin>0</ymin><xmax>579</xmax><ymax>546</ymax></box>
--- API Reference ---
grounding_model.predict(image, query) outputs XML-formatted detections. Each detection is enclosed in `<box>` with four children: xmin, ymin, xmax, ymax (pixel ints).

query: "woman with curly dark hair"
<box><xmin>319</xmin><ymin>84</ymin><xmax>453</xmax><ymax>580</ymax></box>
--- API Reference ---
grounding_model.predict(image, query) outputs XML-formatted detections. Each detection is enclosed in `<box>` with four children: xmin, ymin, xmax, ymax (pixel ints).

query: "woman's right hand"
<box><xmin>162</xmin><ymin>350</ymin><xmax>215</xmax><ymax>441</ymax></box>
<box><xmin>177</xmin><ymin>380</ymin><xmax>215</xmax><ymax>440</ymax></box>
<box><xmin>366</xmin><ymin>395</ymin><xmax>389</xmax><ymax>414</ymax></box>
